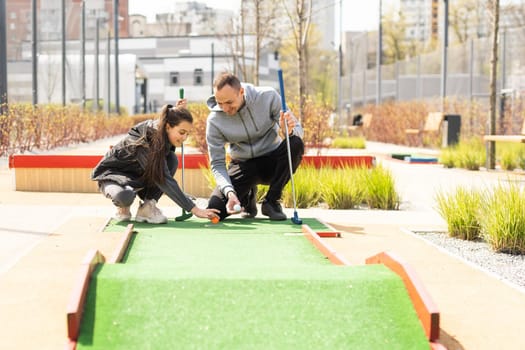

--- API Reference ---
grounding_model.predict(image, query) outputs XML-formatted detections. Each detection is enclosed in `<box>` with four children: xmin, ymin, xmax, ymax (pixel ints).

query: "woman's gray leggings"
<box><xmin>99</xmin><ymin>181</ymin><xmax>136</xmax><ymax>208</ymax></box>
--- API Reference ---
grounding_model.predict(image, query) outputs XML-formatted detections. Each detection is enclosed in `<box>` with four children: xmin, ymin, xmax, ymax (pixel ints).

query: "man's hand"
<box><xmin>226</xmin><ymin>191</ymin><xmax>242</xmax><ymax>213</ymax></box>
<box><xmin>279</xmin><ymin>111</ymin><xmax>296</xmax><ymax>135</ymax></box>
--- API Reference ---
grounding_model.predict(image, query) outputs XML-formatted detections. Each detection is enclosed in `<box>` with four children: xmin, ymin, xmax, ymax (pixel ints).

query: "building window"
<box><xmin>169</xmin><ymin>72</ymin><xmax>179</xmax><ymax>86</ymax></box>
<box><xmin>194</xmin><ymin>68</ymin><xmax>203</xmax><ymax>86</ymax></box>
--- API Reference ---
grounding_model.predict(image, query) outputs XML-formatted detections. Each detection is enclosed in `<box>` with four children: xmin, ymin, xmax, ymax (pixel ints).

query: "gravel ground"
<box><xmin>414</xmin><ymin>231</ymin><xmax>525</xmax><ymax>291</ymax></box>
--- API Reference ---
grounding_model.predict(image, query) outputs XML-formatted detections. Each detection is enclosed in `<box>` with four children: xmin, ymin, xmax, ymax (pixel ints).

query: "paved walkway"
<box><xmin>0</xmin><ymin>138</ymin><xmax>524</xmax><ymax>349</ymax></box>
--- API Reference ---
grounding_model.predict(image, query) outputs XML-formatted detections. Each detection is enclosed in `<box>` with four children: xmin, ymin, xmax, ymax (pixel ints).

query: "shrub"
<box><xmin>438</xmin><ymin>138</ymin><xmax>485</xmax><ymax>170</ymax></box>
<box><xmin>496</xmin><ymin>143</ymin><xmax>525</xmax><ymax>170</ymax></box>
<box><xmin>331</xmin><ymin>136</ymin><xmax>366</xmax><ymax>149</ymax></box>
<box><xmin>0</xmin><ymin>103</ymin><xmax>134</xmax><ymax>156</ymax></box>
<box><xmin>282</xmin><ymin>166</ymin><xmax>323</xmax><ymax>208</ymax></box>
<box><xmin>439</xmin><ymin>146</ymin><xmax>456</xmax><ymax>168</ymax></box>
<box><xmin>479</xmin><ymin>183</ymin><xmax>525</xmax><ymax>254</ymax></box>
<box><xmin>456</xmin><ymin>138</ymin><xmax>486</xmax><ymax>170</ymax></box>
<box><xmin>364</xmin><ymin>165</ymin><xmax>400</xmax><ymax>210</ymax></box>
<box><xmin>319</xmin><ymin>166</ymin><xmax>367</xmax><ymax>209</ymax></box>
<box><xmin>435</xmin><ymin>187</ymin><xmax>482</xmax><ymax>240</ymax></box>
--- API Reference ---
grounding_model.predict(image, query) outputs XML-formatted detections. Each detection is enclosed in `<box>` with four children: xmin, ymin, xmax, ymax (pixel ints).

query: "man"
<box><xmin>206</xmin><ymin>72</ymin><xmax>304</xmax><ymax>221</ymax></box>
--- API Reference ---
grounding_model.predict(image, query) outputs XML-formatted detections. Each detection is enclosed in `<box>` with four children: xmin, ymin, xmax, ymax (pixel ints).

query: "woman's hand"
<box><xmin>177</xmin><ymin>99</ymin><xmax>188</xmax><ymax>108</ymax></box>
<box><xmin>191</xmin><ymin>206</ymin><xmax>220</xmax><ymax>220</ymax></box>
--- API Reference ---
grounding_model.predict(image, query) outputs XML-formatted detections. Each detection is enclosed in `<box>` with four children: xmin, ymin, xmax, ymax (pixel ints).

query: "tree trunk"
<box><xmin>487</xmin><ymin>0</ymin><xmax>500</xmax><ymax>169</ymax></box>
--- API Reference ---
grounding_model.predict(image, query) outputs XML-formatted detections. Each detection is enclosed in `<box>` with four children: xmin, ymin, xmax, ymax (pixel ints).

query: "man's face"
<box><xmin>214</xmin><ymin>85</ymin><xmax>244</xmax><ymax>116</ymax></box>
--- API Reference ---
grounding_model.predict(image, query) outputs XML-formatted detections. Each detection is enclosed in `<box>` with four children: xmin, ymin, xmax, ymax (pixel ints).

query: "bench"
<box><xmin>483</xmin><ymin>120</ymin><xmax>525</xmax><ymax>143</ymax></box>
<box><xmin>8</xmin><ymin>154</ymin><xmax>376</xmax><ymax>194</ymax></box>
<box><xmin>405</xmin><ymin>112</ymin><xmax>444</xmax><ymax>146</ymax></box>
<box><xmin>348</xmin><ymin>113</ymin><xmax>372</xmax><ymax>135</ymax></box>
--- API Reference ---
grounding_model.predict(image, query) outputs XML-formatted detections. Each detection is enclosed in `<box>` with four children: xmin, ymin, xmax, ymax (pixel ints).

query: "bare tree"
<box><xmin>281</xmin><ymin>0</ymin><xmax>313</xmax><ymax>118</ymax></box>
<box><xmin>381</xmin><ymin>8</ymin><xmax>410</xmax><ymax>63</ymax></box>
<box><xmin>449</xmin><ymin>0</ymin><xmax>482</xmax><ymax>43</ymax></box>
<box><xmin>222</xmin><ymin>0</ymin><xmax>280</xmax><ymax>83</ymax></box>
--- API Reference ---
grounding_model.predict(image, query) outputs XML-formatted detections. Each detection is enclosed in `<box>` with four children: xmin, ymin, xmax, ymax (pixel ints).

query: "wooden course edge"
<box><xmin>66</xmin><ymin>249</ymin><xmax>106</xmax><ymax>349</ymax></box>
<box><xmin>365</xmin><ymin>251</ymin><xmax>441</xmax><ymax>342</ymax></box>
<box><xmin>107</xmin><ymin>224</ymin><xmax>136</xmax><ymax>264</ymax></box>
<box><xmin>302</xmin><ymin>224</ymin><xmax>350</xmax><ymax>265</ymax></box>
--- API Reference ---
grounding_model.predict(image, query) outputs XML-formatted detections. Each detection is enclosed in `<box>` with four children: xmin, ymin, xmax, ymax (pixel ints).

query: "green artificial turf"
<box><xmin>75</xmin><ymin>217</ymin><xmax>429</xmax><ymax>349</ymax></box>
<box><xmin>77</xmin><ymin>264</ymin><xmax>429</xmax><ymax>350</ymax></box>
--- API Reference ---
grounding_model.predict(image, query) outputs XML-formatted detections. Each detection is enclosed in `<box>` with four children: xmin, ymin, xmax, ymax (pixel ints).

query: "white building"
<box><xmin>10</xmin><ymin>34</ymin><xmax>280</xmax><ymax>114</ymax></box>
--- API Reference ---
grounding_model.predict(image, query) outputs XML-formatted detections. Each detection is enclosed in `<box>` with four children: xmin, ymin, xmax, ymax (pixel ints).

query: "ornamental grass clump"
<box><xmin>364</xmin><ymin>165</ymin><xmax>400</xmax><ymax>210</ymax></box>
<box><xmin>499</xmin><ymin>147</ymin><xmax>518</xmax><ymax>171</ymax></box>
<box><xmin>331</xmin><ymin>137</ymin><xmax>366</xmax><ymax>149</ymax></box>
<box><xmin>456</xmin><ymin>138</ymin><xmax>486</xmax><ymax>170</ymax></box>
<box><xmin>496</xmin><ymin>143</ymin><xmax>525</xmax><ymax>171</ymax></box>
<box><xmin>479</xmin><ymin>183</ymin><xmax>525</xmax><ymax>254</ymax></box>
<box><xmin>435</xmin><ymin>187</ymin><xmax>482</xmax><ymax>240</ymax></box>
<box><xmin>320</xmin><ymin>166</ymin><xmax>367</xmax><ymax>209</ymax></box>
<box><xmin>439</xmin><ymin>145</ymin><xmax>457</xmax><ymax>168</ymax></box>
<box><xmin>282</xmin><ymin>166</ymin><xmax>323</xmax><ymax>208</ymax></box>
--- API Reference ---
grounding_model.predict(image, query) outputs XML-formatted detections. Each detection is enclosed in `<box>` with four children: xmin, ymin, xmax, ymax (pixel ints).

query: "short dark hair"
<box><xmin>213</xmin><ymin>72</ymin><xmax>241</xmax><ymax>91</ymax></box>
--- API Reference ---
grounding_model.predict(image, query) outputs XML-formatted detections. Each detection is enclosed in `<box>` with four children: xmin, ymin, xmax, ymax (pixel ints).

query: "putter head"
<box><xmin>291</xmin><ymin>212</ymin><xmax>302</xmax><ymax>225</ymax></box>
<box><xmin>175</xmin><ymin>212</ymin><xmax>193</xmax><ymax>222</ymax></box>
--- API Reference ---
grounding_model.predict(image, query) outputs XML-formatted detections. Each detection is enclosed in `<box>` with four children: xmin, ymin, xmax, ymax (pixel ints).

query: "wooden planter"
<box><xmin>8</xmin><ymin>154</ymin><xmax>375</xmax><ymax>196</ymax></box>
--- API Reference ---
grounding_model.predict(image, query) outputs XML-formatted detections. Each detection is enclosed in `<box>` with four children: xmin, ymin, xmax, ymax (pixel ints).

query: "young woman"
<box><xmin>92</xmin><ymin>102</ymin><xmax>219</xmax><ymax>223</ymax></box>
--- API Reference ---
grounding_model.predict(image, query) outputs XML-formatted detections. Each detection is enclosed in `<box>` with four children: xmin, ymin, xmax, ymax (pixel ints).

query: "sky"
<box><xmin>128</xmin><ymin>0</ymin><xmax>380</xmax><ymax>32</ymax></box>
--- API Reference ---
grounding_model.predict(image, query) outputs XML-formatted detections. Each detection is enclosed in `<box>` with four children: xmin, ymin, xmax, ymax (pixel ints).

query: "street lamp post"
<box><xmin>32</xmin><ymin>0</ymin><xmax>38</xmax><ymax>106</ymax></box>
<box><xmin>61</xmin><ymin>0</ymin><xmax>66</xmax><ymax>106</ymax></box>
<box><xmin>95</xmin><ymin>18</ymin><xmax>101</xmax><ymax>112</ymax></box>
<box><xmin>337</xmin><ymin>0</ymin><xmax>343</xmax><ymax>132</ymax></box>
<box><xmin>106</xmin><ymin>26</ymin><xmax>111</xmax><ymax>115</ymax></box>
<box><xmin>94</xmin><ymin>16</ymin><xmax>109</xmax><ymax>113</ymax></box>
<box><xmin>441</xmin><ymin>0</ymin><xmax>449</xmax><ymax>111</ymax></box>
<box><xmin>0</xmin><ymin>0</ymin><xmax>7</xmax><ymax>114</ymax></box>
<box><xmin>81</xmin><ymin>0</ymin><xmax>86</xmax><ymax>109</ymax></box>
<box><xmin>376</xmin><ymin>0</ymin><xmax>382</xmax><ymax>106</ymax></box>
<box><xmin>113</xmin><ymin>0</ymin><xmax>120</xmax><ymax>114</ymax></box>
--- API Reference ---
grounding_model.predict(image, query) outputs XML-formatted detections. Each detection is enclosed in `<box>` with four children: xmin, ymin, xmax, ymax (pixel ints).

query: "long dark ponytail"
<box><xmin>143</xmin><ymin>104</ymin><xmax>193</xmax><ymax>185</ymax></box>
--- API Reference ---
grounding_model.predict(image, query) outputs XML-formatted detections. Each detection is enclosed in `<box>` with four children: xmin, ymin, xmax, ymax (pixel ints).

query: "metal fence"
<box><xmin>343</xmin><ymin>27</ymin><xmax>525</xmax><ymax>111</ymax></box>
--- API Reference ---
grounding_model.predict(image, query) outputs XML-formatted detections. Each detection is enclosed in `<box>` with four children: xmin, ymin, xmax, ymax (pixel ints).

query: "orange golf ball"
<box><xmin>211</xmin><ymin>217</ymin><xmax>219</xmax><ymax>224</ymax></box>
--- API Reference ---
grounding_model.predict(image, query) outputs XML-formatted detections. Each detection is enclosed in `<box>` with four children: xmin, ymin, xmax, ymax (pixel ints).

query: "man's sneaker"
<box><xmin>261</xmin><ymin>200</ymin><xmax>287</xmax><ymax>221</ymax></box>
<box><xmin>115</xmin><ymin>206</ymin><xmax>131</xmax><ymax>222</ymax></box>
<box><xmin>242</xmin><ymin>187</ymin><xmax>258</xmax><ymax>218</ymax></box>
<box><xmin>136</xmin><ymin>199</ymin><xmax>168</xmax><ymax>224</ymax></box>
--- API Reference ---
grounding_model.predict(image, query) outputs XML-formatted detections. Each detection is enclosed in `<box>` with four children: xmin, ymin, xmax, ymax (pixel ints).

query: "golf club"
<box><xmin>175</xmin><ymin>87</ymin><xmax>193</xmax><ymax>222</ymax></box>
<box><xmin>277</xmin><ymin>69</ymin><xmax>302</xmax><ymax>225</ymax></box>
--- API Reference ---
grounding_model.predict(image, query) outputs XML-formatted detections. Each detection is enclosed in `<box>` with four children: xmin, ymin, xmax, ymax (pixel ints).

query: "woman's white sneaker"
<box><xmin>115</xmin><ymin>206</ymin><xmax>132</xmax><ymax>222</ymax></box>
<box><xmin>135</xmin><ymin>199</ymin><xmax>168</xmax><ymax>224</ymax></box>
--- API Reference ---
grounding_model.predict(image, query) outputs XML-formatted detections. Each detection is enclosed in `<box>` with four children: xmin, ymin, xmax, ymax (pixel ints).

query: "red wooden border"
<box><xmin>365</xmin><ymin>251</ymin><xmax>440</xmax><ymax>342</ymax></box>
<box><xmin>107</xmin><ymin>224</ymin><xmax>136</xmax><ymax>264</ymax></box>
<box><xmin>9</xmin><ymin>155</ymin><xmax>102</xmax><ymax>169</ymax></box>
<box><xmin>315</xmin><ymin>231</ymin><xmax>341</xmax><ymax>238</ymax></box>
<box><xmin>66</xmin><ymin>249</ymin><xmax>105</xmax><ymax>344</ymax></box>
<box><xmin>9</xmin><ymin>154</ymin><xmax>374</xmax><ymax>169</ymax></box>
<box><xmin>302</xmin><ymin>224</ymin><xmax>350</xmax><ymax>265</ymax></box>
<box><xmin>8</xmin><ymin>154</ymin><xmax>209</xmax><ymax>169</ymax></box>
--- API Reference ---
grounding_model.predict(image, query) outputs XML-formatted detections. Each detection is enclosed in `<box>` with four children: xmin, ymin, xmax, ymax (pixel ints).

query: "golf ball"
<box><xmin>233</xmin><ymin>204</ymin><xmax>241</xmax><ymax>212</ymax></box>
<box><xmin>211</xmin><ymin>217</ymin><xmax>219</xmax><ymax>224</ymax></box>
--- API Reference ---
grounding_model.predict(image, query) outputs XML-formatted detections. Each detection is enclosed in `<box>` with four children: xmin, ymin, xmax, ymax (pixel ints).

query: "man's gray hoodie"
<box><xmin>206</xmin><ymin>83</ymin><xmax>304</xmax><ymax>197</ymax></box>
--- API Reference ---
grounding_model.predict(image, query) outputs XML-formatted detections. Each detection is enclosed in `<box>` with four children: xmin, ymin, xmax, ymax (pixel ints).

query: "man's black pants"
<box><xmin>208</xmin><ymin>136</ymin><xmax>304</xmax><ymax>220</ymax></box>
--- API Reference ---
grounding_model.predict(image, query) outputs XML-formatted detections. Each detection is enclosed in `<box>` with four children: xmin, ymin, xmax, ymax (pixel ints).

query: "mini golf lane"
<box><xmin>74</xmin><ymin>218</ymin><xmax>431</xmax><ymax>349</ymax></box>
